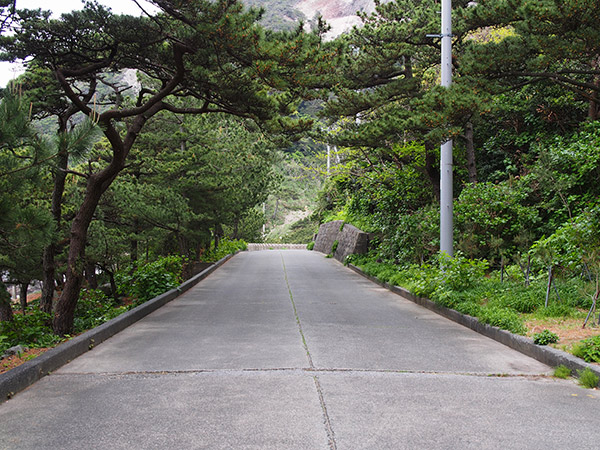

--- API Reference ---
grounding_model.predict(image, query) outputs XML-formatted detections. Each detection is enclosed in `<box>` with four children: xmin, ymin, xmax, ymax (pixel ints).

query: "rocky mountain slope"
<box><xmin>296</xmin><ymin>0</ymin><xmax>375</xmax><ymax>37</ymax></box>
<box><xmin>246</xmin><ymin>0</ymin><xmax>375</xmax><ymax>36</ymax></box>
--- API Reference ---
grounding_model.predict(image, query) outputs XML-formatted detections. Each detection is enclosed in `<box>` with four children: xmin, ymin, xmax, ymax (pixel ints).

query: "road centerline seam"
<box><xmin>280</xmin><ymin>253</ymin><xmax>314</xmax><ymax>369</ymax></box>
<box><xmin>280</xmin><ymin>252</ymin><xmax>337</xmax><ymax>450</ymax></box>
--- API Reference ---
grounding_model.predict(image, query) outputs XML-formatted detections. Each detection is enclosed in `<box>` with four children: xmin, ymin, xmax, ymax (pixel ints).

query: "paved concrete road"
<box><xmin>1</xmin><ymin>251</ymin><xmax>598</xmax><ymax>449</ymax></box>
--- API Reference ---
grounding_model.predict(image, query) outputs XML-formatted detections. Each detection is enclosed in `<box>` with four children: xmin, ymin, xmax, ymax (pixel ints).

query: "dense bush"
<box><xmin>349</xmin><ymin>254</ymin><xmax>600</xmax><ymax>337</ymax></box>
<box><xmin>437</xmin><ymin>252</ymin><xmax>489</xmax><ymax>291</ymax></box>
<box><xmin>200</xmin><ymin>239</ymin><xmax>247</xmax><ymax>263</ymax></box>
<box><xmin>117</xmin><ymin>255</ymin><xmax>185</xmax><ymax>305</ymax></box>
<box><xmin>1</xmin><ymin>255</ymin><xmax>190</xmax><ymax>356</ymax></box>
<box><xmin>476</xmin><ymin>306</ymin><xmax>527</xmax><ymax>335</ymax></box>
<box><xmin>455</xmin><ymin>180</ymin><xmax>540</xmax><ymax>263</ymax></box>
<box><xmin>572</xmin><ymin>335</ymin><xmax>600</xmax><ymax>363</ymax></box>
<box><xmin>73</xmin><ymin>289</ymin><xmax>127</xmax><ymax>334</ymax></box>
<box><xmin>0</xmin><ymin>309</ymin><xmax>63</xmax><ymax>354</ymax></box>
<box><xmin>533</xmin><ymin>329</ymin><xmax>559</xmax><ymax>345</ymax></box>
<box><xmin>577</xmin><ymin>368</ymin><xmax>599</xmax><ymax>389</ymax></box>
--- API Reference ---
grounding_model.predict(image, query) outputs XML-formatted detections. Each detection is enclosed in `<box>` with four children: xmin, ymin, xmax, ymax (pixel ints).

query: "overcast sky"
<box><xmin>0</xmin><ymin>0</ymin><xmax>159</xmax><ymax>87</ymax></box>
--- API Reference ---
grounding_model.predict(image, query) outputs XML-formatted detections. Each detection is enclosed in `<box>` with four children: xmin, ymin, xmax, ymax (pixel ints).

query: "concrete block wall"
<box><xmin>313</xmin><ymin>220</ymin><xmax>369</xmax><ymax>262</ymax></box>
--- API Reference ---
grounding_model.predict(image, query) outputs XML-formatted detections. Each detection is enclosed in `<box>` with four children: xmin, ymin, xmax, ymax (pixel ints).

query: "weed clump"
<box><xmin>331</xmin><ymin>240</ymin><xmax>339</xmax><ymax>255</ymax></box>
<box><xmin>553</xmin><ymin>365</ymin><xmax>571</xmax><ymax>379</ymax></box>
<box><xmin>533</xmin><ymin>329</ymin><xmax>559</xmax><ymax>345</ymax></box>
<box><xmin>572</xmin><ymin>335</ymin><xmax>600</xmax><ymax>363</ymax></box>
<box><xmin>577</xmin><ymin>368</ymin><xmax>599</xmax><ymax>389</ymax></box>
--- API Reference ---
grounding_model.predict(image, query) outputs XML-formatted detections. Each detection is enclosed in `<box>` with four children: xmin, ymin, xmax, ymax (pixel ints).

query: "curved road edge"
<box><xmin>347</xmin><ymin>263</ymin><xmax>600</xmax><ymax>379</ymax></box>
<box><xmin>0</xmin><ymin>252</ymin><xmax>238</xmax><ymax>403</ymax></box>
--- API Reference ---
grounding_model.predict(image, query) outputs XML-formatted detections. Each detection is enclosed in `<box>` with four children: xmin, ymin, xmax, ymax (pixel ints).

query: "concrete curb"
<box><xmin>348</xmin><ymin>263</ymin><xmax>600</xmax><ymax>379</ymax></box>
<box><xmin>0</xmin><ymin>253</ymin><xmax>236</xmax><ymax>403</ymax></box>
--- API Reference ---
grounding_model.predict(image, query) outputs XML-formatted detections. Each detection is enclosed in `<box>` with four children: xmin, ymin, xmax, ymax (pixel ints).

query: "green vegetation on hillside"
<box><xmin>244</xmin><ymin>0</ymin><xmax>305</xmax><ymax>30</ymax></box>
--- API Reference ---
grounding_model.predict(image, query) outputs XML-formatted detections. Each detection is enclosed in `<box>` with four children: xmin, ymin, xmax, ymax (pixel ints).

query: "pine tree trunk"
<box><xmin>588</xmin><ymin>58</ymin><xmax>600</xmax><ymax>121</ymax></box>
<box><xmin>53</xmin><ymin>183</ymin><xmax>104</xmax><ymax>335</ymax></box>
<box><xmin>424</xmin><ymin>142</ymin><xmax>440</xmax><ymax>202</ymax></box>
<box><xmin>0</xmin><ymin>281</ymin><xmax>14</xmax><ymax>322</ymax></box>
<box><xmin>40</xmin><ymin>169</ymin><xmax>68</xmax><ymax>313</ymax></box>
<box><xmin>19</xmin><ymin>282</ymin><xmax>29</xmax><ymax>314</ymax></box>
<box><xmin>464</xmin><ymin>122</ymin><xmax>478</xmax><ymax>184</ymax></box>
<box><xmin>50</xmin><ymin>68</ymin><xmax>173</xmax><ymax>335</ymax></box>
<box><xmin>41</xmin><ymin>245</ymin><xmax>57</xmax><ymax>314</ymax></box>
<box><xmin>85</xmin><ymin>260</ymin><xmax>98</xmax><ymax>289</ymax></box>
<box><xmin>53</xmin><ymin>137</ymin><xmax>131</xmax><ymax>335</ymax></box>
<box><xmin>130</xmin><ymin>217</ymin><xmax>139</xmax><ymax>265</ymax></box>
<box><xmin>41</xmin><ymin>125</ymin><xmax>69</xmax><ymax>314</ymax></box>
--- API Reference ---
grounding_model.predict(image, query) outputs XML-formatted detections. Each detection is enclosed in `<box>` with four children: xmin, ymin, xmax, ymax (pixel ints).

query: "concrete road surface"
<box><xmin>1</xmin><ymin>250</ymin><xmax>598</xmax><ymax>449</ymax></box>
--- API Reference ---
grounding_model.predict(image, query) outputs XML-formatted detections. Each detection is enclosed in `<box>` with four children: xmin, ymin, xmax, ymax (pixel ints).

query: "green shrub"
<box><xmin>200</xmin><ymin>238</ymin><xmax>247</xmax><ymax>263</ymax></box>
<box><xmin>533</xmin><ymin>329</ymin><xmax>559</xmax><ymax>345</ymax></box>
<box><xmin>307</xmin><ymin>241</ymin><xmax>315</xmax><ymax>250</ymax></box>
<box><xmin>454</xmin><ymin>301</ymin><xmax>482</xmax><ymax>317</ymax></box>
<box><xmin>437</xmin><ymin>251</ymin><xmax>489</xmax><ymax>291</ymax></box>
<box><xmin>477</xmin><ymin>306</ymin><xmax>527</xmax><ymax>335</ymax></box>
<box><xmin>376</xmin><ymin>266</ymin><xmax>399</xmax><ymax>283</ymax></box>
<box><xmin>117</xmin><ymin>255</ymin><xmax>185</xmax><ymax>305</ymax></box>
<box><xmin>571</xmin><ymin>335</ymin><xmax>600</xmax><ymax>363</ymax></box>
<box><xmin>577</xmin><ymin>368</ymin><xmax>599</xmax><ymax>388</ymax></box>
<box><xmin>553</xmin><ymin>365</ymin><xmax>571</xmax><ymax>379</ymax></box>
<box><xmin>0</xmin><ymin>308</ymin><xmax>63</xmax><ymax>353</ymax></box>
<box><xmin>388</xmin><ymin>272</ymin><xmax>410</xmax><ymax>287</ymax></box>
<box><xmin>402</xmin><ymin>264</ymin><xmax>440</xmax><ymax>298</ymax></box>
<box><xmin>455</xmin><ymin>180</ymin><xmax>540</xmax><ymax>261</ymax></box>
<box><xmin>73</xmin><ymin>289</ymin><xmax>127</xmax><ymax>334</ymax></box>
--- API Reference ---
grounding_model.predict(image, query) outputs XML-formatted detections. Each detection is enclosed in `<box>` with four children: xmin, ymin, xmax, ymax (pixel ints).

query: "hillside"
<box><xmin>296</xmin><ymin>0</ymin><xmax>374</xmax><ymax>37</ymax></box>
<box><xmin>245</xmin><ymin>0</ymin><xmax>374</xmax><ymax>37</ymax></box>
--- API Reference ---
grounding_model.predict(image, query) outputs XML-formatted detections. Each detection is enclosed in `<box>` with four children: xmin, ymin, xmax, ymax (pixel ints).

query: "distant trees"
<box><xmin>90</xmin><ymin>111</ymin><xmax>278</xmax><ymax>273</ymax></box>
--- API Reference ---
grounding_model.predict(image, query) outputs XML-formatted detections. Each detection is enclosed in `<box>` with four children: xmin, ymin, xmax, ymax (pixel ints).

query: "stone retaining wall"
<box><xmin>313</xmin><ymin>220</ymin><xmax>369</xmax><ymax>262</ymax></box>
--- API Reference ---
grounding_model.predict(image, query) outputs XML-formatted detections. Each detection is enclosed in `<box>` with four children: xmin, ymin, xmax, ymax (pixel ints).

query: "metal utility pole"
<box><xmin>439</xmin><ymin>0</ymin><xmax>453</xmax><ymax>257</ymax></box>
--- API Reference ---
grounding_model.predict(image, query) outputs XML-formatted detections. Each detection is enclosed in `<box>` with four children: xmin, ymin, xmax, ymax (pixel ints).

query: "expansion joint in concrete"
<box><xmin>51</xmin><ymin>368</ymin><xmax>557</xmax><ymax>380</ymax></box>
<box><xmin>313</xmin><ymin>375</ymin><xmax>338</xmax><ymax>450</ymax></box>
